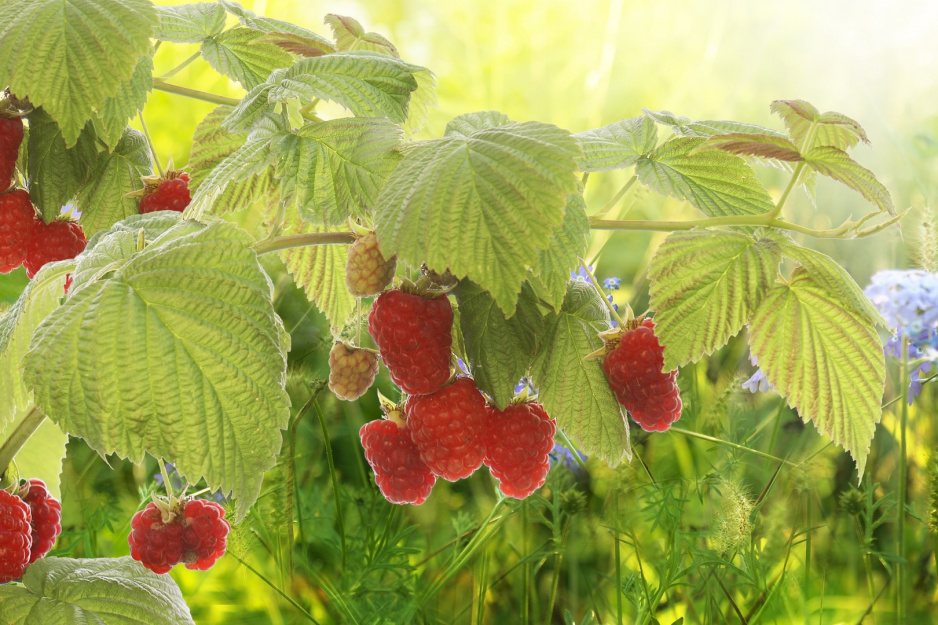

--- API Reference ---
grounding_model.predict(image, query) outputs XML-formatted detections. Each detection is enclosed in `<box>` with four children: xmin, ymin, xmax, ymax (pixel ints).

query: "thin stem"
<box><xmin>669</xmin><ymin>427</ymin><xmax>797</xmax><ymax>467</ymax></box>
<box><xmin>767</xmin><ymin>161</ymin><xmax>805</xmax><ymax>220</ymax></box>
<box><xmin>0</xmin><ymin>407</ymin><xmax>46</xmax><ymax>478</ymax></box>
<box><xmin>897</xmin><ymin>335</ymin><xmax>909</xmax><ymax>621</ymax></box>
<box><xmin>312</xmin><ymin>399</ymin><xmax>348</xmax><ymax>571</ymax></box>
<box><xmin>556</xmin><ymin>428</ymin><xmax>589</xmax><ymax>474</ymax></box>
<box><xmin>153</xmin><ymin>79</ymin><xmax>241</xmax><ymax>106</ymax></box>
<box><xmin>595</xmin><ymin>174</ymin><xmax>638</xmax><ymax>218</ymax></box>
<box><xmin>589</xmin><ymin>213</ymin><xmax>851</xmax><ymax>238</ymax></box>
<box><xmin>253</xmin><ymin>231</ymin><xmax>356</xmax><ymax>255</ymax></box>
<box><xmin>229</xmin><ymin>552</ymin><xmax>322</xmax><ymax>624</ymax></box>
<box><xmin>138</xmin><ymin>114</ymin><xmax>164</xmax><ymax>177</ymax></box>
<box><xmin>158</xmin><ymin>51</ymin><xmax>202</xmax><ymax>80</ymax></box>
<box><xmin>579</xmin><ymin>260</ymin><xmax>627</xmax><ymax>326</ymax></box>
<box><xmin>521</xmin><ymin>501</ymin><xmax>530</xmax><ymax>625</ymax></box>
<box><xmin>614</xmin><ymin>490</ymin><xmax>623</xmax><ymax>625</ymax></box>
<box><xmin>157</xmin><ymin>458</ymin><xmax>174</xmax><ymax>498</ymax></box>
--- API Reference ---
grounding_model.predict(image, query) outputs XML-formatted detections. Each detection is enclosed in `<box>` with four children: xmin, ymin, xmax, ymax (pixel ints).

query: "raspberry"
<box><xmin>0</xmin><ymin>116</ymin><xmax>24</xmax><ymax>193</ymax></box>
<box><xmin>0</xmin><ymin>189</ymin><xmax>37</xmax><ymax>273</ymax></box>
<box><xmin>23</xmin><ymin>219</ymin><xmax>87</xmax><ymax>279</ymax></box>
<box><xmin>368</xmin><ymin>288</ymin><xmax>453</xmax><ymax>395</ymax></box>
<box><xmin>406</xmin><ymin>377</ymin><xmax>487</xmax><ymax>481</ymax></box>
<box><xmin>602</xmin><ymin>318</ymin><xmax>682</xmax><ymax>432</ymax></box>
<box><xmin>346</xmin><ymin>232</ymin><xmax>397</xmax><ymax>297</ymax></box>
<box><xmin>18</xmin><ymin>479</ymin><xmax>62</xmax><ymax>563</ymax></box>
<box><xmin>360</xmin><ymin>418</ymin><xmax>436</xmax><ymax>504</ymax></box>
<box><xmin>129</xmin><ymin>498</ymin><xmax>230</xmax><ymax>574</ymax></box>
<box><xmin>483</xmin><ymin>402</ymin><xmax>557</xmax><ymax>499</ymax></box>
<box><xmin>328</xmin><ymin>341</ymin><xmax>379</xmax><ymax>401</ymax></box>
<box><xmin>129</xmin><ymin>502</ymin><xmax>186</xmax><ymax>574</ymax></box>
<box><xmin>0</xmin><ymin>489</ymin><xmax>32</xmax><ymax>584</ymax></box>
<box><xmin>139</xmin><ymin>172</ymin><xmax>192</xmax><ymax>214</ymax></box>
<box><xmin>180</xmin><ymin>499</ymin><xmax>230</xmax><ymax>571</ymax></box>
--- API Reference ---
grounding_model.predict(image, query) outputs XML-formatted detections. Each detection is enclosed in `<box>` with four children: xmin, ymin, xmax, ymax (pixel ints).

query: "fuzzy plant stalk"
<box><xmin>897</xmin><ymin>335</ymin><xmax>909</xmax><ymax>621</ymax></box>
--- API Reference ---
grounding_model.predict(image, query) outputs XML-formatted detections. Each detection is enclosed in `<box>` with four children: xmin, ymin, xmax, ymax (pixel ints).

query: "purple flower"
<box><xmin>742</xmin><ymin>353</ymin><xmax>774</xmax><ymax>394</ymax></box>
<box><xmin>603</xmin><ymin>277</ymin><xmax>621</xmax><ymax>290</ymax></box>
<box><xmin>572</xmin><ymin>265</ymin><xmax>594</xmax><ymax>281</ymax></box>
<box><xmin>550</xmin><ymin>443</ymin><xmax>588</xmax><ymax>476</ymax></box>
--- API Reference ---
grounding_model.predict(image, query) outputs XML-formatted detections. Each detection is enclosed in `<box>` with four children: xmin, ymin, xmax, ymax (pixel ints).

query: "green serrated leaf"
<box><xmin>75</xmin><ymin>129</ymin><xmax>151</xmax><ymax>236</ymax></box>
<box><xmin>256</xmin><ymin>31</ymin><xmax>334</xmax><ymax>58</ymax></box>
<box><xmin>375</xmin><ymin>118</ymin><xmax>581</xmax><ymax>315</ymax></box>
<box><xmin>770</xmin><ymin>99</ymin><xmax>869</xmax><ymax>150</ymax></box>
<box><xmin>636</xmin><ymin>137</ymin><xmax>774</xmax><ymax>217</ymax></box>
<box><xmin>777</xmin><ymin>238</ymin><xmax>886</xmax><ymax>327</ymax></box>
<box><xmin>693</xmin><ymin>133</ymin><xmax>803</xmax><ymax>163</ymax></box>
<box><xmin>220</xmin><ymin>0</ymin><xmax>336</xmax><ymax>50</ymax></box>
<box><xmin>268</xmin><ymin>52</ymin><xmax>420</xmax><ymax>124</ymax></box>
<box><xmin>201</xmin><ymin>27</ymin><xmax>295</xmax><ymax>90</ymax></box>
<box><xmin>454</xmin><ymin>281</ymin><xmax>543</xmax><ymax>409</ymax></box>
<box><xmin>94</xmin><ymin>53</ymin><xmax>154</xmax><ymax>151</ymax></box>
<box><xmin>278</xmin><ymin>212</ymin><xmax>355</xmax><ymax>328</ymax></box>
<box><xmin>648</xmin><ymin>230</ymin><xmax>781</xmax><ymax>369</ymax></box>
<box><xmin>26</xmin><ymin>108</ymin><xmax>100</xmax><ymax>222</ymax></box>
<box><xmin>749</xmin><ymin>267</ymin><xmax>884</xmax><ymax>477</ymax></box>
<box><xmin>531</xmin><ymin>193</ymin><xmax>590</xmax><ymax>312</ymax></box>
<box><xmin>643</xmin><ymin>108</ymin><xmax>788</xmax><ymax>139</ymax></box>
<box><xmin>324</xmin><ymin>14</ymin><xmax>400</xmax><ymax>57</ymax></box>
<box><xmin>22</xmin><ymin>220</ymin><xmax>291</xmax><ymax>520</ymax></box>
<box><xmin>404</xmin><ymin>68</ymin><xmax>437</xmax><ymax>137</ymax></box>
<box><xmin>187</xmin><ymin>134</ymin><xmax>279</xmax><ymax>220</ymax></box>
<box><xmin>155</xmin><ymin>3</ymin><xmax>226</xmax><ymax>43</ymax></box>
<box><xmin>223</xmin><ymin>81</ymin><xmax>280</xmax><ymax>133</ymax></box>
<box><xmin>188</xmin><ymin>106</ymin><xmax>277</xmax><ymax>217</ymax></box>
<box><xmin>0</xmin><ymin>0</ymin><xmax>156</xmax><ymax>147</ymax></box>
<box><xmin>443</xmin><ymin>111</ymin><xmax>513</xmax><ymax>136</ymax></box>
<box><xmin>0</xmin><ymin>556</ymin><xmax>195</xmax><ymax>624</ymax></box>
<box><xmin>0</xmin><ymin>262</ymin><xmax>74</xmax><ymax>431</ymax></box>
<box><xmin>275</xmin><ymin>118</ymin><xmax>402</xmax><ymax>226</ymax></box>
<box><xmin>84</xmin><ymin>211</ymin><xmax>183</xmax><ymax>251</ymax></box>
<box><xmin>574</xmin><ymin>116</ymin><xmax>657</xmax><ymax>172</ymax></box>
<box><xmin>803</xmin><ymin>146</ymin><xmax>895</xmax><ymax>215</ymax></box>
<box><xmin>531</xmin><ymin>281</ymin><xmax>630</xmax><ymax>466</ymax></box>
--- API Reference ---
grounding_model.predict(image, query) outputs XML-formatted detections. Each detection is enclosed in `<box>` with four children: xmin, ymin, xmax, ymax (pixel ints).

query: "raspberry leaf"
<box><xmin>454</xmin><ymin>281</ymin><xmax>543</xmax><ymax>410</ymax></box>
<box><xmin>642</xmin><ymin>108</ymin><xmax>788</xmax><ymax>139</ymax></box>
<box><xmin>220</xmin><ymin>0</ymin><xmax>336</xmax><ymax>49</ymax></box>
<box><xmin>375</xmin><ymin>117</ymin><xmax>581</xmax><ymax>315</ymax></box>
<box><xmin>692</xmin><ymin>133</ymin><xmax>803</xmax><ymax>163</ymax></box>
<box><xmin>75</xmin><ymin>129</ymin><xmax>152</xmax><ymax>236</ymax></box>
<box><xmin>187</xmin><ymin>134</ymin><xmax>279</xmax><ymax>220</ymax></box>
<box><xmin>403</xmin><ymin>69</ymin><xmax>438</xmax><ymax>137</ymax></box>
<box><xmin>275</xmin><ymin>118</ymin><xmax>403</xmax><ymax>225</ymax></box>
<box><xmin>155</xmin><ymin>3</ymin><xmax>227</xmax><ymax>43</ymax></box>
<box><xmin>574</xmin><ymin>115</ymin><xmax>658</xmax><ymax>172</ymax></box>
<box><xmin>277</xmin><ymin>211</ymin><xmax>355</xmax><ymax>329</ymax></box>
<box><xmin>770</xmin><ymin>99</ymin><xmax>869</xmax><ymax>151</ymax></box>
<box><xmin>187</xmin><ymin>106</ymin><xmax>278</xmax><ymax>217</ymax></box>
<box><xmin>325</xmin><ymin>14</ymin><xmax>400</xmax><ymax>57</ymax></box>
<box><xmin>0</xmin><ymin>0</ymin><xmax>156</xmax><ymax>148</ymax></box>
<box><xmin>201</xmin><ymin>27</ymin><xmax>295</xmax><ymax>90</ymax></box>
<box><xmin>0</xmin><ymin>556</ymin><xmax>195</xmax><ymax>624</ymax></box>
<box><xmin>530</xmin><ymin>192</ymin><xmax>591</xmax><ymax>312</ymax></box>
<box><xmin>648</xmin><ymin>229</ymin><xmax>782</xmax><ymax>370</ymax></box>
<box><xmin>636</xmin><ymin>137</ymin><xmax>774</xmax><ymax>217</ymax></box>
<box><xmin>267</xmin><ymin>53</ymin><xmax>421</xmax><ymax>124</ymax></box>
<box><xmin>531</xmin><ymin>281</ymin><xmax>631</xmax><ymax>466</ymax></box>
<box><xmin>749</xmin><ymin>267</ymin><xmax>885</xmax><ymax>479</ymax></box>
<box><xmin>94</xmin><ymin>53</ymin><xmax>154</xmax><ymax>152</ymax></box>
<box><xmin>25</xmin><ymin>108</ymin><xmax>99</xmax><ymax>222</ymax></box>
<box><xmin>803</xmin><ymin>146</ymin><xmax>895</xmax><ymax>215</ymax></box>
<box><xmin>22</xmin><ymin>220</ymin><xmax>291</xmax><ymax>521</ymax></box>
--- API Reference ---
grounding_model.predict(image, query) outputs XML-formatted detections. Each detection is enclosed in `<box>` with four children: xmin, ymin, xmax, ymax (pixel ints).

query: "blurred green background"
<box><xmin>4</xmin><ymin>1</ymin><xmax>938</xmax><ymax>623</ymax></box>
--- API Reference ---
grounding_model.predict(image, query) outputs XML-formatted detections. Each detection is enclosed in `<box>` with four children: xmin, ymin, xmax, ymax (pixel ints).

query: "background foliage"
<box><xmin>2</xmin><ymin>0</ymin><xmax>938</xmax><ymax>622</ymax></box>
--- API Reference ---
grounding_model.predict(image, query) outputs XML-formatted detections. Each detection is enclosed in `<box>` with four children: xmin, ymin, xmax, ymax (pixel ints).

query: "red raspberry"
<box><xmin>406</xmin><ymin>377</ymin><xmax>487</xmax><ymax>481</ymax></box>
<box><xmin>483</xmin><ymin>402</ymin><xmax>556</xmax><ymax>499</ymax></box>
<box><xmin>360</xmin><ymin>418</ymin><xmax>436</xmax><ymax>504</ymax></box>
<box><xmin>18</xmin><ymin>479</ymin><xmax>62</xmax><ymax>563</ymax></box>
<box><xmin>139</xmin><ymin>172</ymin><xmax>192</xmax><ymax>214</ymax></box>
<box><xmin>23</xmin><ymin>219</ymin><xmax>87</xmax><ymax>279</ymax></box>
<box><xmin>328</xmin><ymin>341</ymin><xmax>379</xmax><ymax>401</ymax></box>
<box><xmin>602</xmin><ymin>318</ymin><xmax>682</xmax><ymax>432</ymax></box>
<box><xmin>0</xmin><ymin>116</ymin><xmax>24</xmax><ymax>193</ymax></box>
<box><xmin>181</xmin><ymin>499</ymin><xmax>230</xmax><ymax>571</ymax></box>
<box><xmin>0</xmin><ymin>489</ymin><xmax>32</xmax><ymax>584</ymax></box>
<box><xmin>0</xmin><ymin>189</ymin><xmax>37</xmax><ymax>273</ymax></box>
<box><xmin>346</xmin><ymin>232</ymin><xmax>397</xmax><ymax>297</ymax></box>
<box><xmin>368</xmin><ymin>288</ymin><xmax>453</xmax><ymax>395</ymax></box>
<box><xmin>128</xmin><ymin>502</ymin><xmax>186</xmax><ymax>574</ymax></box>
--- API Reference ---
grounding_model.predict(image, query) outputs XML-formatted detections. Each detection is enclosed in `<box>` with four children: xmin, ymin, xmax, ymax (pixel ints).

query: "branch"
<box><xmin>0</xmin><ymin>406</ymin><xmax>46</xmax><ymax>478</ymax></box>
<box><xmin>153</xmin><ymin>79</ymin><xmax>241</xmax><ymax>107</ymax></box>
<box><xmin>253</xmin><ymin>232</ymin><xmax>356</xmax><ymax>255</ymax></box>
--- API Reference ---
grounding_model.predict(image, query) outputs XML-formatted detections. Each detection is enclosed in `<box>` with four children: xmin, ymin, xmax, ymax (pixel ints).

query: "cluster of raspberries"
<box><xmin>128</xmin><ymin>497</ymin><xmax>230</xmax><ymax>575</ymax></box>
<box><xmin>0</xmin><ymin>479</ymin><xmax>63</xmax><ymax>584</ymax></box>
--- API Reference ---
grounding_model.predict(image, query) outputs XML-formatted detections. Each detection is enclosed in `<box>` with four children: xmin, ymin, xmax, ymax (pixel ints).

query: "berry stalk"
<box><xmin>0</xmin><ymin>407</ymin><xmax>45</xmax><ymax>481</ymax></box>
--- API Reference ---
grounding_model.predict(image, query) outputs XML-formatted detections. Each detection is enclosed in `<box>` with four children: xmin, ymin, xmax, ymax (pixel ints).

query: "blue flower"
<box><xmin>550</xmin><ymin>443</ymin><xmax>588</xmax><ymax>476</ymax></box>
<box><xmin>572</xmin><ymin>265</ymin><xmax>594</xmax><ymax>281</ymax></box>
<box><xmin>603</xmin><ymin>277</ymin><xmax>621</xmax><ymax>290</ymax></box>
<box><xmin>742</xmin><ymin>353</ymin><xmax>774</xmax><ymax>394</ymax></box>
